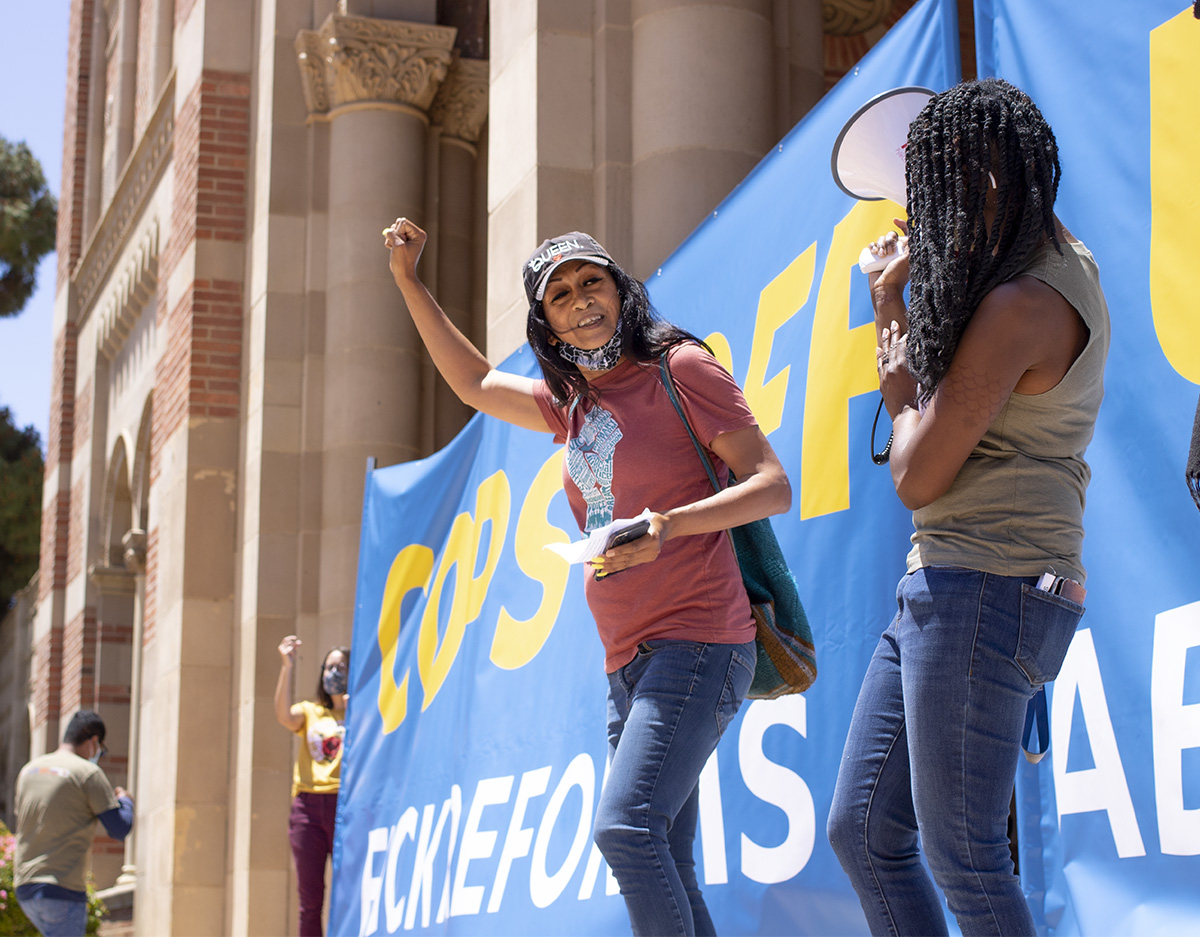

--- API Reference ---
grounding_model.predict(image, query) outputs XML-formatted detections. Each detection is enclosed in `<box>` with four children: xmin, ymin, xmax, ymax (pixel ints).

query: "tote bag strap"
<box><xmin>658</xmin><ymin>353</ymin><xmax>722</xmax><ymax>495</ymax></box>
<box><xmin>658</xmin><ymin>353</ymin><xmax>745</xmax><ymax>563</ymax></box>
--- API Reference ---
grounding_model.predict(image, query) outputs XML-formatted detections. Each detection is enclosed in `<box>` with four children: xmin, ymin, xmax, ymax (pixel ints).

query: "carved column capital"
<box><xmin>823</xmin><ymin>0</ymin><xmax>894</xmax><ymax>36</ymax></box>
<box><xmin>295</xmin><ymin>13</ymin><xmax>457</xmax><ymax>120</ymax></box>
<box><xmin>431</xmin><ymin>56</ymin><xmax>489</xmax><ymax>145</ymax></box>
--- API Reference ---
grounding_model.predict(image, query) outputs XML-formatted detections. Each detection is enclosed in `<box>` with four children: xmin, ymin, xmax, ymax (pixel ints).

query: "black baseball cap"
<box><xmin>523</xmin><ymin>232</ymin><xmax>614</xmax><ymax>304</ymax></box>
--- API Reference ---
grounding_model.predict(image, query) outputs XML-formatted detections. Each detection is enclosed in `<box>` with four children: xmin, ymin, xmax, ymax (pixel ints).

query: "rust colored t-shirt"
<box><xmin>534</xmin><ymin>343</ymin><xmax>757</xmax><ymax>672</ymax></box>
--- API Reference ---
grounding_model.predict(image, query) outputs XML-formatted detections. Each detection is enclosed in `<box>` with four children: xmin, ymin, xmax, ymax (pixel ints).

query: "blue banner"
<box><xmin>976</xmin><ymin>3</ymin><xmax>1200</xmax><ymax>935</ymax></box>
<box><xmin>330</xmin><ymin>2</ymin><xmax>964</xmax><ymax>934</ymax></box>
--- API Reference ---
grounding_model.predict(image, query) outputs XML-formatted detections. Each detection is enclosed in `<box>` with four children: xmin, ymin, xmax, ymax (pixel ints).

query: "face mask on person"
<box><xmin>323</xmin><ymin>668</ymin><xmax>347</xmax><ymax>697</ymax></box>
<box><xmin>89</xmin><ymin>742</ymin><xmax>107</xmax><ymax>764</ymax></box>
<box><xmin>555</xmin><ymin>317</ymin><xmax>623</xmax><ymax>371</ymax></box>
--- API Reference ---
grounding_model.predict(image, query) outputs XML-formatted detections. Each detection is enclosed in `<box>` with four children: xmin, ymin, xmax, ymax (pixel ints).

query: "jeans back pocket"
<box><xmin>716</xmin><ymin>642</ymin><xmax>756</xmax><ymax>736</ymax></box>
<box><xmin>1015</xmin><ymin>584</ymin><xmax>1085</xmax><ymax>686</ymax></box>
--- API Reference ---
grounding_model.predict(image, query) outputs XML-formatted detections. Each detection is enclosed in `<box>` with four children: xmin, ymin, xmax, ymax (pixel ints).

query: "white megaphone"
<box><xmin>831</xmin><ymin>86</ymin><xmax>934</xmax><ymax>272</ymax></box>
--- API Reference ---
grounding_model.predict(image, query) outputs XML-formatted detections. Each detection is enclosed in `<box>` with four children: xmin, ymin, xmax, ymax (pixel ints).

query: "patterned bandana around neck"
<box><xmin>554</xmin><ymin>318</ymin><xmax>623</xmax><ymax>371</ymax></box>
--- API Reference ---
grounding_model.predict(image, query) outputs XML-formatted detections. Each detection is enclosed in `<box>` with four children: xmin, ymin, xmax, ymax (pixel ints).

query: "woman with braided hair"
<box><xmin>827</xmin><ymin>78</ymin><xmax>1110</xmax><ymax>935</ymax></box>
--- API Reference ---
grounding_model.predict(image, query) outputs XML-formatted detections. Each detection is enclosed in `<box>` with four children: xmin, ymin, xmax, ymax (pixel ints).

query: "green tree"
<box><xmin>0</xmin><ymin>136</ymin><xmax>57</xmax><ymax>319</ymax></box>
<box><xmin>0</xmin><ymin>407</ymin><xmax>42</xmax><ymax>609</ymax></box>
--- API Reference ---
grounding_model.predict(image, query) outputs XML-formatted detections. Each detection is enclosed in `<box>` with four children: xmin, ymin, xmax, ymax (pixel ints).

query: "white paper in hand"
<box><xmin>545</xmin><ymin>508</ymin><xmax>652</xmax><ymax>565</ymax></box>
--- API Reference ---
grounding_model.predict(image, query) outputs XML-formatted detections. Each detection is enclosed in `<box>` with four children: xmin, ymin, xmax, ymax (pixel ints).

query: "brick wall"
<box><xmin>61</xmin><ymin>607</ymin><xmax>98</xmax><ymax>713</ymax></box>
<box><xmin>96</xmin><ymin>619</ymin><xmax>134</xmax><ymax>706</ymax></box>
<box><xmin>151</xmin><ymin>287</ymin><xmax>192</xmax><ymax>478</ymax></box>
<box><xmin>44</xmin><ymin>326</ymin><xmax>77</xmax><ymax>480</ymax></box>
<box><xmin>92</xmin><ymin>836</ymin><xmax>128</xmax><ymax>862</ymax></box>
<box><xmin>74</xmin><ymin>376</ymin><xmax>93</xmax><ymax>457</ymax></box>
<box><xmin>45</xmin><ymin>0</ymin><xmax>92</xmax><ymax>740</ymax></box>
<box><xmin>142</xmin><ymin>526</ymin><xmax>158</xmax><ymax>645</ymax></box>
<box><xmin>153</xmin><ymin>70</ymin><xmax>249</xmax><ymax>473</ymax></box>
<box><xmin>160</xmin><ymin>70</ymin><xmax>251</xmax><ymax>278</ymax></box>
<box><xmin>195</xmin><ymin>73</ymin><xmax>251</xmax><ymax>244</ymax></box>
<box><xmin>41</xmin><ymin>323</ymin><xmax>78</xmax><ymax>606</ymax></box>
<box><xmin>191</xmin><ymin>279</ymin><xmax>245</xmax><ymax>419</ymax></box>
<box><xmin>41</xmin><ymin>1</ymin><xmax>92</xmax><ymax>745</ymax></box>
<box><xmin>35</xmin><ymin>320</ymin><xmax>79</xmax><ymax>738</ymax></box>
<box><xmin>31</xmin><ymin>627</ymin><xmax>63</xmax><ymax>728</ymax></box>
<box><xmin>38</xmin><ymin>493</ymin><xmax>71</xmax><ymax>603</ymax></box>
<box><xmin>58</xmin><ymin>0</ymin><xmax>94</xmax><ymax>289</ymax></box>
<box><xmin>66</xmin><ymin>476</ymin><xmax>87</xmax><ymax>585</ymax></box>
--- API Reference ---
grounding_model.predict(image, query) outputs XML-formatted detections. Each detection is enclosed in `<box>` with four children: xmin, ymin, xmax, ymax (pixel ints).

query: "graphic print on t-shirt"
<box><xmin>306</xmin><ymin>715</ymin><xmax>345</xmax><ymax>765</ymax></box>
<box><xmin>566</xmin><ymin>403</ymin><xmax>623</xmax><ymax>531</ymax></box>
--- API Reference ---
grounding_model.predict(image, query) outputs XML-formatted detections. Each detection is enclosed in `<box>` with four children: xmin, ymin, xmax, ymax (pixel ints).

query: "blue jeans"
<box><xmin>17</xmin><ymin>894</ymin><xmax>88</xmax><ymax>937</ymax></box>
<box><xmin>828</xmin><ymin>567</ymin><xmax>1083</xmax><ymax>937</ymax></box>
<box><xmin>594</xmin><ymin>638</ymin><xmax>756</xmax><ymax>937</ymax></box>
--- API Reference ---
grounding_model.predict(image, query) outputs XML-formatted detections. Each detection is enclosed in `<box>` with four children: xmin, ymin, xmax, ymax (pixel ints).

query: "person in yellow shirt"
<box><xmin>275</xmin><ymin>635</ymin><xmax>348</xmax><ymax>937</ymax></box>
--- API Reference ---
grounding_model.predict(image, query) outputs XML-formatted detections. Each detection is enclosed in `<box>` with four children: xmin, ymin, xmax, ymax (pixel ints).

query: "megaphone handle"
<box><xmin>858</xmin><ymin>237</ymin><xmax>908</xmax><ymax>274</ymax></box>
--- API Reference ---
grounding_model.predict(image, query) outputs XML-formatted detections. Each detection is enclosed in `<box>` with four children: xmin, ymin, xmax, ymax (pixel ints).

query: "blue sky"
<box><xmin>1</xmin><ymin>4</ymin><xmax>70</xmax><ymax>446</ymax></box>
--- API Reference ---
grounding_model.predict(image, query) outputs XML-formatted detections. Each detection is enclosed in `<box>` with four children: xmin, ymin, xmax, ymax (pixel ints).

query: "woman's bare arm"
<box><xmin>275</xmin><ymin>635</ymin><xmax>305</xmax><ymax>733</ymax></box>
<box><xmin>385</xmin><ymin>218</ymin><xmax>552</xmax><ymax>433</ymax></box>
<box><xmin>881</xmin><ymin>275</ymin><xmax>1085</xmax><ymax>509</ymax></box>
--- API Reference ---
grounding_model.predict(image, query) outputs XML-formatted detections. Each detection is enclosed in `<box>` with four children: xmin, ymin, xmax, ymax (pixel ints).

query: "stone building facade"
<box><xmin>3</xmin><ymin>0</ymin><xmax>970</xmax><ymax>933</ymax></box>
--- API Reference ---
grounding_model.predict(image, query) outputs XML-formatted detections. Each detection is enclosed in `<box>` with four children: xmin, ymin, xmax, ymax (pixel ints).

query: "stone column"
<box><xmin>296</xmin><ymin>12</ymin><xmax>456</xmax><ymax>640</ymax></box>
<box><xmin>429</xmin><ymin>55</ymin><xmax>488</xmax><ymax>451</ymax></box>
<box><xmin>486</xmin><ymin>0</ymin><xmax>596</xmax><ymax>362</ymax></box>
<box><xmin>594</xmin><ymin>1</ymin><xmax>634</xmax><ymax>266</ymax></box>
<box><xmin>118</xmin><ymin>529</ymin><xmax>146</xmax><ymax>885</ymax></box>
<box><xmin>776</xmin><ymin>0</ymin><xmax>825</xmax><ymax>137</ymax></box>
<box><xmin>630</xmin><ymin>0</ymin><xmax>777</xmax><ymax>276</ymax></box>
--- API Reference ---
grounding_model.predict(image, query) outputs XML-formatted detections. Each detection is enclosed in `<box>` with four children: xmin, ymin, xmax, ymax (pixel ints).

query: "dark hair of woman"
<box><xmin>526</xmin><ymin>261</ymin><xmax>709</xmax><ymax>406</ymax></box>
<box><xmin>903</xmin><ymin>77</ymin><xmax>1062</xmax><ymax>402</ymax></box>
<box><xmin>316</xmin><ymin>645</ymin><xmax>350</xmax><ymax>710</ymax></box>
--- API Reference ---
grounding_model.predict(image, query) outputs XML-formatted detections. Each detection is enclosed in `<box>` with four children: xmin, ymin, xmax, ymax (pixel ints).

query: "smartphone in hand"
<box><xmin>605</xmin><ymin>518</ymin><xmax>650</xmax><ymax>550</ymax></box>
<box><xmin>596</xmin><ymin>518</ymin><xmax>651</xmax><ymax>580</ymax></box>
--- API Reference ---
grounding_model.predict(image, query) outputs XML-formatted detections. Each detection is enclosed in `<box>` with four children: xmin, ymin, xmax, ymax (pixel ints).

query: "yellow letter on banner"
<box><xmin>491</xmin><ymin>450</ymin><xmax>572</xmax><ymax>669</ymax></box>
<box><xmin>1149</xmin><ymin>9</ymin><xmax>1200</xmax><ymax>384</ymax></box>
<box><xmin>703</xmin><ymin>331</ymin><xmax>735</xmax><ymax>377</ymax></box>
<box><xmin>801</xmin><ymin>199</ymin><xmax>899</xmax><ymax>519</ymax></box>
<box><xmin>743</xmin><ymin>245</ymin><xmax>817</xmax><ymax>435</ymax></box>
<box><xmin>377</xmin><ymin>544</ymin><xmax>434</xmax><ymax>733</ymax></box>
<box><xmin>417</xmin><ymin>471</ymin><xmax>511</xmax><ymax>710</ymax></box>
<box><xmin>466</xmin><ymin>471</ymin><xmax>510</xmax><ymax>622</ymax></box>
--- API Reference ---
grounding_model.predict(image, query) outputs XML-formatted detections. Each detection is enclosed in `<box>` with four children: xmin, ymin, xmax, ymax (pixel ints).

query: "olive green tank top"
<box><xmin>906</xmin><ymin>238</ymin><xmax>1110</xmax><ymax>583</ymax></box>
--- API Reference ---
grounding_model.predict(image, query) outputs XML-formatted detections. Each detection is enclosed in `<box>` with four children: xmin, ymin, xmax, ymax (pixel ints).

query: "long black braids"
<box><xmin>903</xmin><ymin>78</ymin><xmax>1061</xmax><ymax>402</ymax></box>
<box><xmin>527</xmin><ymin>262</ymin><xmax>707</xmax><ymax>406</ymax></box>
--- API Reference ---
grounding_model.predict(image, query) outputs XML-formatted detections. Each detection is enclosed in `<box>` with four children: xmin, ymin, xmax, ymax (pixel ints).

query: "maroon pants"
<box><xmin>288</xmin><ymin>791</ymin><xmax>338</xmax><ymax>937</ymax></box>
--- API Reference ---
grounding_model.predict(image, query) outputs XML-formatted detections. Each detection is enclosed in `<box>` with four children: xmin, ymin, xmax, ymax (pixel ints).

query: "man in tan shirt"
<box><xmin>14</xmin><ymin>711</ymin><xmax>134</xmax><ymax>937</ymax></box>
